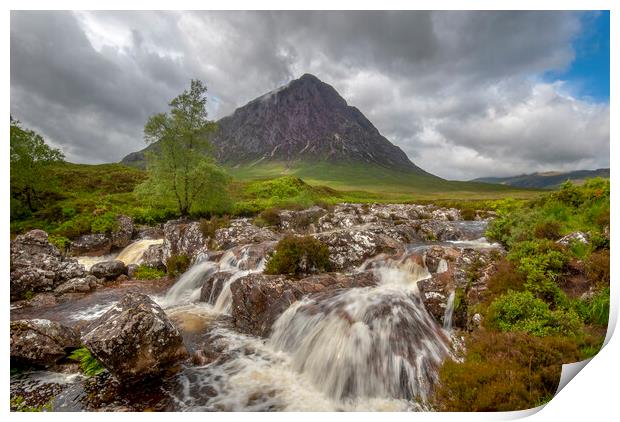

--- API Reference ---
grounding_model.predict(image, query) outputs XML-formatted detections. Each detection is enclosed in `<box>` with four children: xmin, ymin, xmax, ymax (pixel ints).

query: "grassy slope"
<box><xmin>227</xmin><ymin>161</ymin><xmax>541</xmax><ymax>200</ymax></box>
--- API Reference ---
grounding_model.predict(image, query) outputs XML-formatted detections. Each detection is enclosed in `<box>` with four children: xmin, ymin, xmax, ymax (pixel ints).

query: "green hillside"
<box><xmin>227</xmin><ymin>161</ymin><xmax>541</xmax><ymax>199</ymax></box>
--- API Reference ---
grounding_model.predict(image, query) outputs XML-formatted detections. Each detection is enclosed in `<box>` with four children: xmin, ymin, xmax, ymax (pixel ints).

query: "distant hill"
<box><xmin>472</xmin><ymin>168</ymin><xmax>610</xmax><ymax>189</ymax></box>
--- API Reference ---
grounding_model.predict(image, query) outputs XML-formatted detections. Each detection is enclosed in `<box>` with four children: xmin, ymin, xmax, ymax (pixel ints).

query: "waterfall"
<box><xmin>116</xmin><ymin>239</ymin><xmax>163</xmax><ymax>265</ymax></box>
<box><xmin>443</xmin><ymin>290</ymin><xmax>456</xmax><ymax>331</ymax></box>
<box><xmin>269</xmin><ymin>253</ymin><xmax>452</xmax><ymax>402</ymax></box>
<box><xmin>158</xmin><ymin>244</ymin><xmax>265</xmax><ymax>311</ymax></box>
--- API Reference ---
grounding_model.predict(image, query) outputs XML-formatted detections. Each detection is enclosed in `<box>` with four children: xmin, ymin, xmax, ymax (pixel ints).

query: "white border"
<box><xmin>3</xmin><ymin>1</ymin><xmax>617</xmax><ymax>420</ymax></box>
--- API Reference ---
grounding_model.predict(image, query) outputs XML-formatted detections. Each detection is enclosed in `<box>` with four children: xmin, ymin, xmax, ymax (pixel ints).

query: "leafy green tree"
<box><xmin>10</xmin><ymin>117</ymin><xmax>64</xmax><ymax>214</ymax></box>
<box><xmin>138</xmin><ymin>79</ymin><xmax>230</xmax><ymax>216</ymax></box>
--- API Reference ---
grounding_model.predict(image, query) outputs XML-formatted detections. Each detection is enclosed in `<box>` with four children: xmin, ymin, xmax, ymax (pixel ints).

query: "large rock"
<box><xmin>315</xmin><ymin>229</ymin><xmax>403</xmax><ymax>270</ymax></box>
<box><xmin>54</xmin><ymin>275</ymin><xmax>100</xmax><ymax>294</ymax></box>
<box><xmin>279</xmin><ymin>206</ymin><xmax>327</xmax><ymax>234</ymax></box>
<box><xmin>141</xmin><ymin>244</ymin><xmax>165</xmax><ymax>270</ymax></box>
<box><xmin>215</xmin><ymin>218</ymin><xmax>279</xmax><ymax>249</ymax></box>
<box><xmin>90</xmin><ymin>260</ymin><xmax>128</xmax><ymax>280</ymax></box>
<box><xmin>162</xmin><ymin>219</ymin><xmax>209</xmax><ymax>263</ymax></box>
<box><xmin>230</xmin><ymin>272</ymin><xmax>378</xmax><ymax>337</ymax></box>
<box><xmin>10</xmin><ymin>319</ymin><xmax>80</xmax><ymax>367</ymax></box>
<box><xmin>69</xmin><ymin>233</ymin><xmax>112</xmax><ymax>257</ymax></box>
<box><xmin>416</xmin><ymin>246</ymin><xmax>499</xmax><ymax>328</ymax></box>
<box><xmin>10</xmin><ymin>230</ymin><xmax>88</xmax><ymax>300</ymax></box>
<box><xmin>110</xmin><ymin>215</ymin><xmax>134</xmax><ymax>249</ymax></box>
<box><xmin>557</xmin><ymin>231</ymin><xmax>590</xmax><ymax>247</ymax></box>
<box><xmin>82</xmin><ymin>293</ymin><xmax>188</xmax><ymax>380</ymax></box>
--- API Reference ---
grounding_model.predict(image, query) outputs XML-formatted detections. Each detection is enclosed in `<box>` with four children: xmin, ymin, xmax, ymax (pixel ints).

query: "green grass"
<box><xmin>133</xmin><ymin>265</ymin><xmax>166</xmax><ymax>280</ymax></box>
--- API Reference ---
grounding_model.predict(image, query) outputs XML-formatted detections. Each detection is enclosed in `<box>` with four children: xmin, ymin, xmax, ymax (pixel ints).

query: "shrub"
<box><xmin>166</xmin><ymin>254</ymin><xmax>191</xmax><ymax>276</ymax></box>
<box><xmin>433</xmin><ymin>331</ymin><xmax>581</xmax><ymax>411</ymax></box>
<box><xmin>585</xmin><ymin>250</ymin><xmax>610</xmax><ymax>286</ymax></box>
<box><xmin>533</xmin><ymin>220</ymin><xmax>561</xmax><ymax>240</ymax></box>
<box><xmin>485</xmin><ymin>259</ymin><xmax>526</xmax><ymax>300</ymax></box>
<box><xmin>133</xmin><ymin>265</ymin><xmax>166</xmax><ymax>280</ymax></box>
<box><xmin>487</xmin><ymin>290</ymin><xmax>582</xmax><ymax>337</ymax></box>
<box><xmin>68</xmin><ymin>347</ymin><xmax>105</xmax><ymax>377</ymax></box>
<box><xmin>574</xmin><ymin>288</ymin><xmax>610</xmax><ymax>326</ymax></box>
<box><xmin>265</xmin><ymin>235</ymin><xmax>331</xmax><ymax>275</ymax></box>
<box><xmin>90</xmin><ymin>212</ymin><xmax>119</xmax><ymax>234</ymax></box>
<box><xmin>49</xmin><ymin>235</ymin><xmax>70</xmax><ymax>253</ymax></box>
<box><xmin>460</xmin><ymin>208</ymin><xmax>477</xmax><ymax>221</ymax></box>
<box><xmin>254</xmin><ymin>208</ymin><xmax>281</xmax><ymax>227</ymax></box>
<box><xmin>199</xmin><ymin>215</ymin><xmax>230</xmax><ymax>239</ymax></box>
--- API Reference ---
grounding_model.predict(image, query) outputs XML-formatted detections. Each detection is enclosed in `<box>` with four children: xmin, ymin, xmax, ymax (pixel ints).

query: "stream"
<box><xmin>11</xmin><ymin>220</ymin><xmax>500</xmax><ymax>411</ymax></box>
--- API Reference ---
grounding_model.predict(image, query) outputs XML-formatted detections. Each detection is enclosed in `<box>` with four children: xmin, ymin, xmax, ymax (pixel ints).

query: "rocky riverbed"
<box><xmin>10</xmin><ymin>203</ymin><xmax>504</xmax><ymax>411</ymax></box>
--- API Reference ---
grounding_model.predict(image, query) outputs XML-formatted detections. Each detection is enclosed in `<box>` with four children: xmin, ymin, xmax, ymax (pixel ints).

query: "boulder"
<box><xmin>199</xmin><ymin>271</ymin><xmax>235</xmax><ymax>304</ymax></box>
<box><xmin>279</xmin><ymin>206</ymin><xmax>327</xmax><ymax>233</ymax></box>
<box><xmin>10</xmin><ymin>319</ymin><xmax>80</xmax><ymax>367</ymax></box>
<box><xmin>215</xmin><ymin>218</ymin><xmax>279</xmax><ymax>250</ymax></box>
<box><xmin>90</xmin><ymin>260</ymin><xmax>128</xmax><ymax>280</ymax></box>
<box><xmin>10</xmin><ymin>230</ymin><xmax>88</xmax><ymax>300</ymax></box>
<box><xmin>69</xmin><ymin>233</ymin><xmax>112</xmax><ymax>257</ymax></box>
<box><xmin>54</xmin><ymin>275</ymin><xmax>100</xmax><ymax>294</ymax></box>
<box><xmin>110</xmin><ymin>215</ymin><xmax>134</xmax><ymax>249</ymax></box>
<box><xmin>230</xmin><ymin>272</ymin><xmax>378</xmax><ymax>337</ymax></box>
<box><xmin>141</xmin><ymin>244</ymin><xmax>165</xmax><ymax>270</ymax></box>
<box><xmin>315</xmin><ymin>229</ymin><xmax>402</xmax><ymax>270</ymax></box>
<box><xmin>557</xmin><ymin>231</ymin><xmax>590</xmax><ymax>247</ymax></box>
<box><xmin>162</xmin><ymin>219</ymin><xmax>209</xmax><ymax>263</ymax></box>
<box><xmin>82</xmin><ymin>293</ymin><xmax>188</xmax><ymax>380</ymax></box>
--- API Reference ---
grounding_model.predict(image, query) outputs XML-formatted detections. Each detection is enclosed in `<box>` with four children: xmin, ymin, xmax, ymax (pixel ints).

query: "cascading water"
<box><xmin>116</xmin><ymin>239</ymin><xmax>163</xmax><ymax>265</ymax></box>
<box><xmin>76</xmin><ymin>239</ymin><xmax>164</xmax><ymax>270</ymax></box>
<box><xmin>268</xmin><ymin>254</ymin><xmax>453</xmax><ymax>403</ymax></box>
<box><xmin>443</xmin><ymin>290</ymin><xmax>456</xmax><ymax>331</ymax></box>
<box><xmin>158</xmin><ymin>244</ymin><xmax>266</xmax><ymax>312</ymax></box>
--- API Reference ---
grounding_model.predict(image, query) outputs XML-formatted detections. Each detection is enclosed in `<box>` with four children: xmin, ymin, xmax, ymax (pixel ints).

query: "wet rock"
<box><xmin>200</xmin><ymin>271</ymin><xmax>235</xmax><ymax>304</ymax></box>
<box><xmin>220</xmin><ymin>241</ymin><xmax>276</xmax><ymax>270</ymax></box>
<box><xmin>141</xmin><ymin>244</ymin><xmax>165</xmax><ymax>270</ymax></box>
<box><xmin>110</xmin><ymin>215</ymin><xmax>134</xmax><ymax>249</ymax></box>
<box><xmin>315</xmin><ymin>229</ymin><xmax>402</xmax><ymax>270</ymax></box>
<box><xmin>90</xmin><ymin>260</ymin><xmax>128</xmax><ymax>280</ymax></box>
<box><xmin>127</xmin><ymin>264</ymin><xmax>139</xmax><ymax>279</ymax></box>
<box><xmin>557</xmin><ymin>231</ymin><xmax>590</xmax><ymax>246</ymax></box>
<box><xmin>54</xmin><ymin>275</ymin><xmax>100</xmax><ymax>294</ymax></box>
<box><xmin>11</xmin><ymin>319</ymin><xmax>80</xmax><ymax>367</ymax></box>
<box><xmin>83</xmin><ymin>293</ymin><xmax>188</xmax><ymax>381</ymax></box>
<box><xmin>215</xmin><ymin>218</ymin><xmax>279</xmax><ymax>249</ymax></box>
<box><xmin>69</xmin><ymin>233</ymin><xmax>112</xmax><ymax>257</ymax></box>
<box><xmin>279</xmin><ymin>206</ymin><xmax>327</xmax><ymax>233</ymax></box>
<box><xmin>415</xmin><ymin>246</ymin><xmax>500</xmax><ymax>328</ymax></box>
<box><xmin>230</xmin><ymin>272</ymin><xmax>378</xmax><ymax>337</ymax></box>
<box><xmin>162</xmin><ymin>219</ymin><xmax>209</xmax><ymax>263</ymax></box>
<box><xmin>134</xmin><ymin>224</ymin><xmax>165</xmax><ymax>240</ymax></box>
<box><xmin>10</xmin><ymin>230</ymin><xmax>88</xmax><ymax>300</ymax></box>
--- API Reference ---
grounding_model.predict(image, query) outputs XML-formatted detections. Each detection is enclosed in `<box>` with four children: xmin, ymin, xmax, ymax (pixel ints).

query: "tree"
<box><xmin>10</xmin><ymin>117</ymin><xmax>64</xmax><ymax>214</ymax></box>
<box><xmin>138</xmin><ymin>79</ymin><xmax>230</xmax><ymax>216</ymax></box>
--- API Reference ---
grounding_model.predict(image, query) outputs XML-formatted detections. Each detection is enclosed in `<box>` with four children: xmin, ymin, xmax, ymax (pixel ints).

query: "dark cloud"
<box><xmin>10</xmin><ymin>10</ymin><xmax>609</xmax><ymax>179</ymax></box>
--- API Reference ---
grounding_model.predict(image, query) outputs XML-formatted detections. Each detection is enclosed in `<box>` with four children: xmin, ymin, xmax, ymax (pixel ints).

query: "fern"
<box><xmin>68</xmin><ymin>347</ymin><xmax>105</xmax><ymax>377</ymax></box>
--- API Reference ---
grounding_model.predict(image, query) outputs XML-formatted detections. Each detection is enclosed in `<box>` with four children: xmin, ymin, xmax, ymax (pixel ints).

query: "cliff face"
<box><xmin>122</xmin><ymin>73</ymin><xmax>433</xmax><ymax>177</ymax></box>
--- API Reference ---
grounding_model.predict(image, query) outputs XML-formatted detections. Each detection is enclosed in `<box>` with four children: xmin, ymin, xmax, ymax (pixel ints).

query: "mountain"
<box><xmin>472</xmin><ymin>168</ymin><xmax>610</xmax><ymax>189</ymax></box>
<box><xmin>121</xmin><ymin>74</ymin><xmax>436</xmax><ymax>181</ymax></box>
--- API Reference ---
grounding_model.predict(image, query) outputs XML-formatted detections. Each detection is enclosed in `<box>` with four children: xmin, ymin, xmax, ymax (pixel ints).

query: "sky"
<box><xmin>10</xmin><ymin>10</ymin><xmax>610</xmax><ymax>180</ymax></box>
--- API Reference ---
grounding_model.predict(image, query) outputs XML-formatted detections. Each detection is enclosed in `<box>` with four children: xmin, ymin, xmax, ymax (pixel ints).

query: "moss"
<box><xmin>265</xmin><ymin>235</ymin><xmax>331</xmax><ymax>275</ymax></box>
<box><xmin>133</xmin><ymin>265</ymin><xmax>166</xmax><ymax>280</ymax></box>
<box><xmin>68</xmin><ymin>347</ymin><xmax>105</xmax><ymax>377</ymax></box>
<box><xmin>10</xmin><ymin>396</ymin><xmax>53</xmax><ymax>412</ymax></box>
<box><xmin>166</xmin><ymin>254</ymin><xmax>191</xmax><ymax>276</ymax></box>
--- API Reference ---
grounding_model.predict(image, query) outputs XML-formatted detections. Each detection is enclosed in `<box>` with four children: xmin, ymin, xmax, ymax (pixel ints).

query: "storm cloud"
<box><xmin>10</xmin><ymin>10</ymin><xmax>609</xmax><ymax>180</ymax></box>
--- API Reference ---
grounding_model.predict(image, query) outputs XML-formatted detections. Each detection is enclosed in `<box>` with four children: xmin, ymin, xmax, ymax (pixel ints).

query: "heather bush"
<box><xmin>265</xmin><ymin>235</ymin><xmax>330</xmax><ymax>275</ymax></box>
<box><xmin>166</xmin><ymin>254</ymin><xmax>191</xmax><ymax>276</ymax></box>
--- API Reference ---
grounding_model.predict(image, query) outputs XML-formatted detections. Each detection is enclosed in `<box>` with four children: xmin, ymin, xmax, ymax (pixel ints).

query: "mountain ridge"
<box><xmin>121</xmin><ymin>73</ymin><xmax>437</xmax><ymax>179</ymax></box>
<box><xmin>472</xmin><ymin>168</ymin><xmax>609</xmax><ymax>189</ymax></box>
